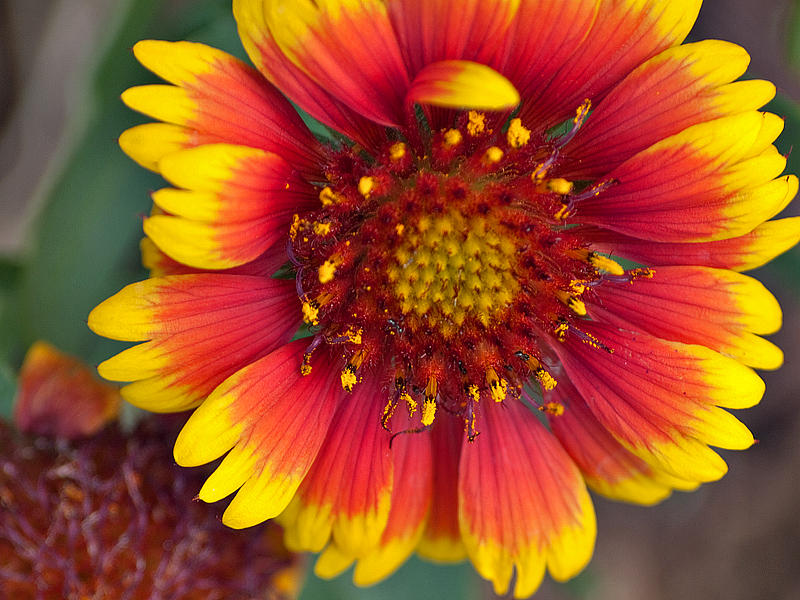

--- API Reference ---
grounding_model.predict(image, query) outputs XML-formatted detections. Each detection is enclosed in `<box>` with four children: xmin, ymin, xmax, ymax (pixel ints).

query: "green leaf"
<box><xmin>298</xmin><ymin>557</ymin><xmax>484</xmax><ymax>600</ymax></box>
<box><xmin>0</xmin><ymin>362</ymin><xmax>16</xmax><ymax>421</ymax></box>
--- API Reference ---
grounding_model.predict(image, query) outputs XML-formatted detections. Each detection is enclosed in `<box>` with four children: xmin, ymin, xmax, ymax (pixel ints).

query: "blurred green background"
<box><xmin>1</xmin><ymin>1</ymin><xmax>799</xmax><ymax>598</ymax></box>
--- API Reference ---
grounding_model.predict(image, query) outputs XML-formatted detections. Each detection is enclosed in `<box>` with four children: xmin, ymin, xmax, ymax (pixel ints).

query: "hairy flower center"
<box><xmin>290</xmin><ymin>108</ymin><xmax>622</xmax><ymax>434</ymax></box>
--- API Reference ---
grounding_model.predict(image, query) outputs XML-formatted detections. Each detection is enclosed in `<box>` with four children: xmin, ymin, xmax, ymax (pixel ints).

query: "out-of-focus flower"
<box><xmin>0</xmin><ymin>343</ymin><xmax>301</xmax><ymax>599</ymax></box>
<box><xmin>14</xmin><ymin>341</ymin><xmax>120</xmax><ymax>438</ymax></box>
<box><xmin>88</xmin><ymin>1</ymin><xmax>798</xmax><ymax>597</ymax></box>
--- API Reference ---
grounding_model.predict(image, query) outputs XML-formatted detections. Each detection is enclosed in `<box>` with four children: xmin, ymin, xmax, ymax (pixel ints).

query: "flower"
<box><xmin>88</xmin><ymin>1</ymin><xmax>799</xmax><ymax>597</ymax></box>
<box><xmin>1</xmin><ymin>342</ymin><xmax>301</xmax><ymax>599</ymax></box>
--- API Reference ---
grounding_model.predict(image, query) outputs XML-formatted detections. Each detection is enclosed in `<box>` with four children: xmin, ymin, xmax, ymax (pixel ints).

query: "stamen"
<box><xmin>340</xmin><ymin>350</ymin><xmax>365</xmax><ymax>391</ymax></box>
<box><xmin>319</xmin><ymin>186</ymin><xmax>343</xmax><ymax>206</ymax></box>
<box><xmin>539</xmin><ymin>401</ymin><xmax>564</xmax><ymax>416</ymax></box>
<box><xmin>318</xmin><ymin>258</ymin><xmax>339</xmax><ymax>283</ymax></box>
<box><xmin>547</xmin><ymin>178</ymin><xmax>573</xmax><ymax>195</ymax></box>
<box><xmin>381</xmin><ymin>397</ymin><xmax>397</xmax><ymax>431</ymax></box>
<box><xmin>506</xmin><ymin>118</ymin><xmax>531</xmax><ymax>148</ymax></box>
<box><xmin>443</xmin><ymin>129</ymin><xmax>463</xmax><ymax>148</ymax></box>
<box><xmin>389</xmin><ymin>142</ymin><xmax>407</xmax><ymax>161</ymax></box>
<box><xmin>485</xmin><ymin>368</ymin><xmax>508</xmax><ymax>402</ymax></box>
<box><xmin>556</xmin><ymin>98</ymin><xmax>591</xmax><ymax>148</ymax></box>
<box><xmin>467</xmin><ymin>111</ymin><xmax>486</xmax><ymax>136</ymax></box>
<box><xmin>358</xmin><ymin>176</ymin><xmax>376</xmax><ymax>198</ymax></box>
<box><xmin>483</xmin><ymin>146</ymin><xmax>504</xmax><ymax>165</ymax></box>
<box><xmin>313</xmin><ymin>221</ymin><xmax>331</xmax><ymax>235</ymax></box>
<box><xmin>589</xmin><ymin>253</ymin><xmax>625</xmax><ymax>276</ymax></box>
<box><xmin>421</xmin><ymin>377</ymin><xmax>438</xmax><ymax>426</ymax></box>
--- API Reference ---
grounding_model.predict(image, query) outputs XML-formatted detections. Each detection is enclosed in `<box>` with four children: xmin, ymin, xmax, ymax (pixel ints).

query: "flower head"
<box><xmin>1</xmin><ymin>343</ymin><xmax>300</xmax><ymax>599</ymax></box>
<box><xmin>89</xmin><ymin>1</ymin><xmax>798</xmax><ymax>597</ymax></box>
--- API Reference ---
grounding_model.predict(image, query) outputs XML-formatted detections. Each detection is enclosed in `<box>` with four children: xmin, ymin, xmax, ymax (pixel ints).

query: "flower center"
<box><xmin>290</xmin><ymin>108</ymin><xmax>622</xmax><ymax>435</ymax></box>
<box><xmin>387</xmin><ymin>209</ymin><xmax>518</xmax><ymax>336</ymax></box>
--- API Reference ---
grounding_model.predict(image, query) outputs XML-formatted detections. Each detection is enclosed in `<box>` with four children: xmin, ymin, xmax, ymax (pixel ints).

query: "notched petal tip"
<box><xmin>407</xmin><ymin>60</ymin><xmax>520</xmax><ymax>111</ymax></box>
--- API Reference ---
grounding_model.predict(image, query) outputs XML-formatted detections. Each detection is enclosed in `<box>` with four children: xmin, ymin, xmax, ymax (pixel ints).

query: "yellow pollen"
<box><xmin>402</xmin><ymin>392</ymin><xmax>417</xmax><ymax>416</ymax></box>
<box><xmin>358</xmin><ymin>176</ymin><xmax>376</xmax><ymax>198</ymax></box>
<box><xmin>483</xmin><ymin>146</ymin><xmax>504</xmax><ymax>164</ymax></box>
<box><xmin>486</xmin><ymin>368</ymin><xmax>508</xmax><ymax>402</ymax></box>
<box><xmin>318</xmin><ymin>259</ymin><xmax>338</xmax><ymax>283</ymax></box>
<box><xmin>567</xmin><ymin>296</ymin><xmax>587</xmax><ymax>316</ymax></box>
<box><xmin>301</xmin><ymin>351</ymin><xmax>314</xmax><ymax>376</ymax></box>
<box><xmin>421</xmin><ymin>398</ymin><xmax>437</xmax><ymax>426</ymax></box>
<box><xmin>389</xmin><ymin>142</ymin><xmax>407</xmax><ymax>160</ymax></box>
<box><xmin>539</xmin><ymin>401</ymin><xmax>564</xmax><ymax>416</ymax></box>
<box><xmin>467</xmin><ymin>384</ymin><xmax>480</xmax><ymax>402</ymax></box>
<box><xmin>341</xmin><ymin>368</ymin><xmax>358</xmax><ymax>392</ymax></box>
<box><xmin>382</xmin><ymin>397</ymin><xmax>396</xmax><ymax>428</ymax></box>
<box><xmin>340</xmin><ymin>351</ymin><xmax>365</xmax><ymax>392</ymax></box>
<box><xmin>290</xmin><ymin>214</ymin><xmax>308</xmax><ymax>240</ymax></box>
<box><xmin>547</xmin><ymin>178</ymin><xmax>573</xmax><ymax>195</ymax></box>
<box><xmin>313</xmin><ymin>221</ymin><xmax>331</xmax><ymax>235</ymax></box>
<box><xmin>301</xmin><ymin>301</ymin><xmax>320</xmax><ymax>325</ymax></box>
<box><xmin>443</xmin><ymin>129</ymin><xmax>463</xmax><ymax>148</ymax></box>
<box><xmin>395</xmin><ymin>223</ymin><xmax>405</xmax><ymax>236</ymax></box>
<box><xmin>535</xmin><ymin>368</ymin><xmax>558</xmax><ymax>391</ymax></box>
<box><xmin>319</xmin><ymin>186</ymin><xmax>342</xmax><ymax>206</ymax></box>
<box><xmin>554</xmin><ymin>322</ymin><xmax>569</xmax><ymax>341</ymax></box>
<box><xmin>575</xmin><ymin>98</ymin><xmax>592</xmax><ymax>124</ymax></box>
<box><xmin>507</xmin><ymin>118</ymin><xmax>531</xmax><ymax>148</ymax></box>
<box><xmin>467</xmin><ymin>111</ymin><xmax>486</xmax><ymax>136</ymax></box>
<box><xmin>589</xmin><ymin>253</ymin><xmax>625</xmax><ymax>276</ymax></box>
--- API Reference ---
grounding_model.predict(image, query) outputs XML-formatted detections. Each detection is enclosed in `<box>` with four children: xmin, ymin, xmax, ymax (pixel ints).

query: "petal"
<box><xmin>546</xmin><ymin>377</ymin><xmax>697</xmax><ymax>505</ymax></box>
<box><xmin>353</xmin><ymin>405</ymin><xmax>433</xmax><ymax>585</ymax></box>
<box><xmin>416</xmin><ymin>415</ymin><xmax>467</xmax><ymax>562</ymax></box>
<box><xmin>140</xmin><ymin>237</ymin><xmax>289</xmax><ymax>278</ymax></box>
<box><xmin>89</xmin><ymin>275</ymin><xmax>300</xmax><ymax>412</ymax></box>
<box><xmin>14</xmin><ymin>342</ymin><xmax>120</xmax><ymax>439</ymax></box>
<box><xmin>407</xmin><ymin>60</ymin><xmax>519</xmax><ymax>110</ymax></box>
<box><xmin>173</xmin><ymin>340</ymin><xmax>343</xmax><ymax>528</ymax></box>
<box><xmin>575</xmin><ymin>112</ymin><xmax>797</xmax><ymax>242</ymax></box>
<box><xmin>235</xmin><ymin>0</ymin><xmax>408</xmax><ymax>130</ymax></box>
<box><xmin>502</xmin><ymin>0</ymin><xmax>702</xmax><ymax>130</ymax></box>
<box><xmin>144</xmin><ymin>144</ymin><xmax>316</xmax><ymax>270</ymax></box>
<box><xmin>590</xmin><ymin>266</ymin><xmax>783</xmax><ymax>369</ymax></box>
<box><xmin>234</xmin><ymin>0</ymin><xmax>386</xmax><ymax>149</ymax></box>
<box><xmin>122</xmin><ymin>40</ymin><xmax>322</xmax><ymax>177</ymax></box>
<box><xmin>387</xmin><ymin>0</ymin><xmax>519</xmax><ymax>74</ymax></box>
<box><xmin>553</xmin><ymin>322</ymin><xmax>763</xmax><ymax>482</ymax></box>
<box><xmin>581</xmin><ymin>217</ymin><xmax>800</xmax><ymax>272</ymax></box>
<box><xmin>459</xmin><ymin>400</ymin><xmax>596</xmax><ymax>598</ymax></box>
<box><xmin>562</xmin><ymin>40</ymin><xmax>776</xmax><ymax>178</ymax></box>
<box><xmin>283</xmin><ymin>376</ymin><xmax>393</xmax><ymax>557</ymax></box>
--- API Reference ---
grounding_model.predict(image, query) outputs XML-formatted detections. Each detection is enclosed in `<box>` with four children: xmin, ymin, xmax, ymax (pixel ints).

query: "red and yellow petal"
<box><xmin>282</xmin><ymin>377</ymin><xmax>393</xmax><ymax>557</ymax></box>
<box><xmin>590</xmin><ymin>266</ymin><xmax>783</xmax><ymax>369</ymax></box>
<box><xmin>546</xmin><ymin>377</ymin><xmax>697</xmax><ymax>505</ymax></box>
<box><xmin>508</xmin><ymin>0</ymin><xmax>701</xmax><ymax>130</ymax></box>
<box><xmin>459</xmin><ymin>399</ymin><xmax>596</xmax><ymax>598</ymax></box>
<box><xmin>173</xmin><ymin>340</ymin><xmax>343</xmax><ymax>528</ymax></box>
<box><xmin>121</xmin><ymin>40</ymin><xmax>322</xmax><ymax>177</ymax></box>
<box><xmin>353</xmin><ymin>406</ymin><xmax>433</xmax><ymax>585</ymax></box>
<box><xmin>88</xmin><ymin>275</ymin><xmax>300</xmax><ymax>412</ymax></box>
<box><xmin>554</xmin><ymin>322</ymin><xmax>763</xmax><ymax>483</ymax></box>
<box><xmin>581</xmin><ymin>217</ymin><xmax>800</xmax><ymax>272</ymax></box>
<box><xmin>233</xmin><ymin>0</ymin><xmax>386</xmax><ymax>150</ymax></box>
<box><xmin>140</xmin><ymin>236</ymin><xmax>289</xmax><ymax>278</ymax></box>
<box><xmin>575</xmin><ymin>112</ymin><xmax>797</xmax><ymax>242</ymax></box>
<box><xmin>407</xmin><ymin>60</ymin><xmax>519</xmax><ymax>111</ymax></box>
<box><xmin>235</xmin><ymin>0</ymin><xmax>408</xmax><ymax>128</ymax></box>
<box><xmin>416</xmin><ymin>415</ymin><xmax>467</xmax><ymax>563</ymax></box>
<box><xmin>143</xmin><ymin>144</ymin><xmax>316</xmax><ymax>270</ymax></box>
<box><xmin>562</xmin><ymin>40</ymin><xmax>775</xmax><ymax>178</ymax></box>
